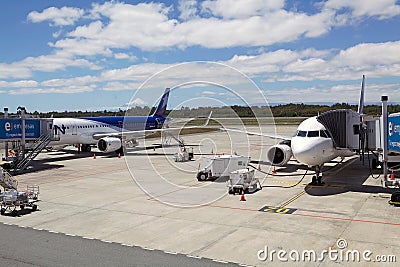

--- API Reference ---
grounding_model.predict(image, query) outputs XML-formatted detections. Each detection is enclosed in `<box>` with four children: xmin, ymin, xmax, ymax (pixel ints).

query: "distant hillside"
<box><xmin>1</xmin><ymin>103</ymin><xmax>399</xmax><ymax>118</ymax></box>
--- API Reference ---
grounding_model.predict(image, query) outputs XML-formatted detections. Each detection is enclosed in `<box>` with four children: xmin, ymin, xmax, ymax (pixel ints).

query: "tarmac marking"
<box><xmin>292</xmin><ymin>212</ymin><xmax>400</xmax><ymax>227</ymax></box>
<box><xmin>279</xmin><ymin>191</ymin><xmax>305</xmax><ymax>208</ymax></box>
<box><xmin>212</xmin><ymin>259</ymin><xmax>229</xmax><ymax>264</ymax></box>
<box><xmin>259</xmin><ymin>205</ymin><xmax>297</xmax><ymax>214</ymax></box>
<box><xmin>147</xmin><ymin>194</ymin><xmax>400</xmax><ymax>227</ymax></box>
<box><xmin>164</xmin><ymin>251</ymin><xmax>178</xmax><ymax>255</ymax></box>
<box><xmin>65</xmin><ymin>233</ymin><xmax>76</xmax><ymax>237</ymax></box>
<box><xmin>187</xmin><ymin>255</ymin><xmax>202</xmax><ymax>259</ymax></box>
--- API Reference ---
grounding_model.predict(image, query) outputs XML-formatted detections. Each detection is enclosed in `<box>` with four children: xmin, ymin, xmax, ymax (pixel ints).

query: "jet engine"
<box><xmin>267</xmin><ymin>144</ymin><xmax>292</xmax><ymax>166</ymax></box>
<box><xmin>97</xmin><ymin>137</ymin><xmax>122</xmax><ymax>153</ymax></box>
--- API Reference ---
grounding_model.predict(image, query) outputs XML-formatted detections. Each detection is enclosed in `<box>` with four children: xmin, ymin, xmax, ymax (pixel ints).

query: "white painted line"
<box><xmin>239</xmin><ymin>264</ymin><xmax>254</xmax><ymax>267</ymax></box>
<box><xmin>65</xmin><ymin>234</ymin><xmax>76</xmax><ymax>237</ymax></box>
<box><xmin>164</xmin><ymin>251</ymin><xmax>178</xmax><ymax>255</ymax></box>
<box><xmin>101</xmin><ymin>240</ymin><xmax>113</xmax><ymax>243</ymax></box>
<box><xmin>121</xmin><ymin>243</ymin><xmax>131</xmax><ymax>247</ymax></box>
<box><xmin>48</xmin><ymin>230</ymin><xmax>59</xmax><ymax>234</ymax></box>
<box><xmin>142</xmin><ymin>247</ymin><xmax>155</xmax><ymax>251</ymax></box>
<box><xmin>82</xmin><ymin>236</ymin><xmax>94</xmax><ymax>240</ymax></box>
<box><xmin>186</xmin><ymin>255</ymin><xmax>202</xmax><ymax>259</ymax></box>
<box><xmin>212</xmin><ymin>259</ymin><xmax>229</xmax><ymax>264</ymax></box>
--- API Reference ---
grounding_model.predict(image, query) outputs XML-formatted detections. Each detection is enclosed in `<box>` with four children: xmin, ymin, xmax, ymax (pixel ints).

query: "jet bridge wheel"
<box><xmin>197</xmin><ymin>172</ymin><xmax>207</xmax><ymax>181</ymax></box>
<box><xmin>389</xmin><ymin>192</ymin><xmax>400</xmax><ymax>207</ymax></box>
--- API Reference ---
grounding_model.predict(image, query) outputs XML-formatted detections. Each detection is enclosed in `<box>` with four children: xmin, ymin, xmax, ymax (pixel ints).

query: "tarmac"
<box><xmin>1</xmin><ymin>124</ymin><xmax>400</xmax><ymax>266</ymax></box>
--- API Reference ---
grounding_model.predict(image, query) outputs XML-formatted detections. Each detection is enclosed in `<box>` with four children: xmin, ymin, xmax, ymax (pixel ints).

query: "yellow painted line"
<box><xmin>279</xmin><ymin>191</ymin><xmax>305</xmax><ymax>208</ymax></box>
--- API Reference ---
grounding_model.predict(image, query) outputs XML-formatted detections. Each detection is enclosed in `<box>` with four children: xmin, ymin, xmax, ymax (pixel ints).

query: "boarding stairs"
<box><xmin>0</xmin><ymin>167</ymin><xmax>18</xmax><ymax>190</ymax></box>
<box><xmin>162</xmin><ymin>132</ymin><xmax>185</xmax><ymax>147</ymax></box>
<box><xmin>14</xmin><ymin>134</ymin><xmax>52</xmax><ymax>173</ymax></box>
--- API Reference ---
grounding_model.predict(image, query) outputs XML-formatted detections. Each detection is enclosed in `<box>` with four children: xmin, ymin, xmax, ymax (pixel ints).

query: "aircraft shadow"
<box><xmin>305</xmin><ymin>159</ymin><xmax>398</xmax><ymax>196</ymax></box>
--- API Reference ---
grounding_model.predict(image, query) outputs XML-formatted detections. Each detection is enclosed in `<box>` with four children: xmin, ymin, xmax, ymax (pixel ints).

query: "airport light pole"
<box><xmin>381</xmin><ymin>95</ymin><xmax>388</xmax><ymax>185</ymax></box>
<box><xmin>4</xmin><ymin>107</ymin><xmax>8</xmax><ymax>160</ymax></box>
<box><xmin>19</xmin><ymin>107</ymin><xmax>26</xmax><ymax>159</ymax></box>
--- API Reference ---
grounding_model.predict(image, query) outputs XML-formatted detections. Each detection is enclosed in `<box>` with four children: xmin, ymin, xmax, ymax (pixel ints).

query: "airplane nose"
<box><xmin>292</xmin><ymin>146</ymin><xmax>314</xmax><ymax>166</ymax></box>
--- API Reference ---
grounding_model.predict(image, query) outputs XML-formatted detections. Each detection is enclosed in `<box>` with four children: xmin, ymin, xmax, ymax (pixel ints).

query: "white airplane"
<box><xmin>223</xmin><ymin>76</ymin><xmax>366</xmax><ymax>185</ymax></box>
<box><xmin>50</xmin><ymin>88</ymin><xmax>211</xmax><ymax>154</ymax></box>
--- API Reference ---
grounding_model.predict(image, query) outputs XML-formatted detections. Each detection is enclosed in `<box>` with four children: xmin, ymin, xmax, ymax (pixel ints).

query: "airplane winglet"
<box><xmin>357</xmin><ymin>75</ymin><xmax>365</xmax><ymax>114</ymax></box>
<box><xmin>203</xmin><ymin>111</ymin><xmax>213</xmax><ymax>127</ymax></box>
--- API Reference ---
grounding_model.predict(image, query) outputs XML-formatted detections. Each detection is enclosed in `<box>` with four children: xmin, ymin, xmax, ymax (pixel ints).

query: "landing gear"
<box><xmin>310</xmin><ymin>165</ymin><xmax>324</xmax><ymax>186</ymax></box>
<box><xmin>81</xmin><ymin>144</ymin><xmax>91</xmax><ymax>153</ymax></box>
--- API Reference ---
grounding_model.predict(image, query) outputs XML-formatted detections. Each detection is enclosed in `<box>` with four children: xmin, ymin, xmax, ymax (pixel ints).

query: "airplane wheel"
<box><xmin>32</xmin><ymin>205</ymin><xmax>38</xmax><ymax>211</ymax></box>
<box><xmin>1</xmin><ymin>208</ymin><xmax>5</xmax><ymax>215</ymax></box>
<box><xmin>11</xmin><ymin>209</ymin><xmax>18</xmax><ymax>217</ymax></box>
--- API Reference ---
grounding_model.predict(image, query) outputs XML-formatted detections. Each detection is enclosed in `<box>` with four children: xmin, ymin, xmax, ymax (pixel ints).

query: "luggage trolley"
<box><xmin>0</xmin><ymin>186</ymin><xmax>40</xmax><ymax>216</ymax></box>
<box><xmin>0</xmin><ymin>167</ymin><xmax>40</xmax><ymax>216</ymax></box>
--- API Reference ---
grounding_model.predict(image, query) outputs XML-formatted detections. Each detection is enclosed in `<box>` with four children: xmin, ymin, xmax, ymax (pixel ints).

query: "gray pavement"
<box><xmin>1</xmin><ymin>125</ymin><xmax>400</xmax><ymax>266</ymax></box>
<box><xmin>0</xmin><ymin>223</ymin><xmax>236</xmax><ymax>267</ymax></box>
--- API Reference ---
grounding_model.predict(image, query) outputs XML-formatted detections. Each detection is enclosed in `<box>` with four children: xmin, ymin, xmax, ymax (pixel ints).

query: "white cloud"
<box><xmin>178</xmin><ymin>0</ymin><xmax>198</xmax><ymax>20</ymax></box>
<box><xmin>128</xmin><ymin>98</ymin><xmax>147</xmax><ymax>106</ymax></box>
<box><xmin>114</xmin><ymin>53</ymin><xmax>137</xmax><ymax>61</ymax></box>
<box><xmin>102</xmin><ymin>81</ymin><xmax>139</xmax><ymax>91</ymax></box>
<box><xmin>325</xmin><ymin>0</ymin><xmax>400</xmax><ymax>19</ymax></box>
<box><xmin>264</xmin><ymin>82</ymin><xmax>400</xmax><ymax>104</ymax></box>
<box><xmin>9</xmin><ymin>85</ymin><xmax>94</xmax><ymax>95</ymax></box>
<box><xmin>201</xmin><ymin>0</ymin><xmax>284</xmax><ymax>19</ymax></box>
<box><xmin>0</xmin><ymin>80</ymin><xmax>38</xmax><ymax>88</ymax></box>
<box><xmin>27</xmin><ymin>6</ymin><xmax>84</xmax><ymax>26</ymax></box>
<box><xmin>42</xmin><ymin>1</ymin><xmax>335</xmax><ymax>53</ymax></box>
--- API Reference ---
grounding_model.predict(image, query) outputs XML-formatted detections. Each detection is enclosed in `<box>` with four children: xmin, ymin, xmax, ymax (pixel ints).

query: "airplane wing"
<box><xmin>92</xmin><ymin>112</ymin><xmax>214</xmax><ymax>140</ymax></box>
<box><xmin>220</xmin><ymin>127</ymin><xmax>291</xmax><ymax>141</ymax></box>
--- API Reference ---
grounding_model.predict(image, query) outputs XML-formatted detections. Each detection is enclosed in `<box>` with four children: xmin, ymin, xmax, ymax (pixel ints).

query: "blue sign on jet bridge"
<box><xmin>0</xmin><ymin>119</ymin><xmax>41</xmax><ymax>140</ymax></box>
<box><xmin>388</xmin><ymin>115</ymin><xmax>400</xmax><ymax>153</ymax></box>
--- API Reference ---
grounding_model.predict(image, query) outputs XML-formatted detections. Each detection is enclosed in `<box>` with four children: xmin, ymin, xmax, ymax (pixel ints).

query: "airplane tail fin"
<box><xmin>153</xmin><ymin>88</ymin><xmax>170</xmax><ymax>118</ymax></box>
<box><xmin>357</xmin><ymin>75</ymin><xmax>365</xmax><ymax>114</ymax></box>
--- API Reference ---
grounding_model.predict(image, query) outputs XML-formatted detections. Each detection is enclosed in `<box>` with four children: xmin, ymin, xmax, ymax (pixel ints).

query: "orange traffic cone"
<box><xmin>240</xmin><ymin>189</ymin><xmax>246</xmax><ymax>201</ymax></box>
<box><xmin>391</xmin><ymin>169</ymin><xmax>395</xmax><ymax>180</ymax></box>
<box><xmin>258</xmin><ymin>164</ymin><xmax>261</xmax><ymax>171</ymax></box>
<box><xmin>93</xmin><ymin>153</ymin><xmax>96</xmax><ymax>159</ymax></box>
<box><xmin>272</xmin><ymin>166</ymin><xmax>276</xmax><ymax>174</ymax></box>
<box><xmin>118</xmin><ymin>153</ymin><xmax>121</xmax><ymax>159</ymax></box>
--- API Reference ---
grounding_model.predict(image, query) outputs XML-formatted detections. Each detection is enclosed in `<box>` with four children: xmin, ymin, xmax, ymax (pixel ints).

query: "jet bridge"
<box><xmin>1</xmin><ymin>107</ymin><xmax>57</xmax><ymax>173</ymax></box>
<box><xmin>316</xmin><ymin>109</ymin><xmax>361</xmax><ymax>149</ymax></box>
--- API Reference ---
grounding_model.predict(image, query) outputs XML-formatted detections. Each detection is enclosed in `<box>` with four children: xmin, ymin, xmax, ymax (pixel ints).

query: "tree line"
<box><xmin>1</xmin><ymin>103</ymin><xmax>399</xmax><ymax>118</ymax></box>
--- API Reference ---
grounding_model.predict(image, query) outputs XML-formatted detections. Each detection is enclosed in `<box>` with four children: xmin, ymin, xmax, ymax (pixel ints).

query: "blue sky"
<box><xmin>1</xmin><ymin>0</ymin><xmax>400</xmax><ymax>112</ymax></box>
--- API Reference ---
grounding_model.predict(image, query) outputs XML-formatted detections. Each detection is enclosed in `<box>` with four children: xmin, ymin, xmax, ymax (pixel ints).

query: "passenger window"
<box><xmin>297</xmin><ymin>130</ymin><xmax>307</xmax><ymax>137</ymax></box>
<box><xmin>307</xmin><ymin>131</ymin><xmax>319</xmax><ymax>137</ymax></box>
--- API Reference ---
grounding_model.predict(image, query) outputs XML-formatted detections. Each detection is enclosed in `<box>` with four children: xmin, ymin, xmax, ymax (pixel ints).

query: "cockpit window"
<box><xmin>320</xmin><ymin>130</ymin><xmax>329</xmax><ymax>138</ymax></box>
<box><xmin>296</xmin><ymin>130</ymin><xmax>307</xmax><ymax>137</ymax></box>
<box><xmin>307</xmin><ymin>131</ymin><xmax>319</xmax><ymax>137</ymax></box>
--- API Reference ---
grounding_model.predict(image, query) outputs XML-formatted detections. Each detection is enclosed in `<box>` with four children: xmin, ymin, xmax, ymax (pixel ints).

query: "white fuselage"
<box><xmin>49</xmin><ymin>118</ymin><xmax>120</xmax><ymax>146</ymax></box>
<box><xmin>290</xmin><ymin>117</ymin><xmax>354</xmax><ymax>166</ymax></box>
